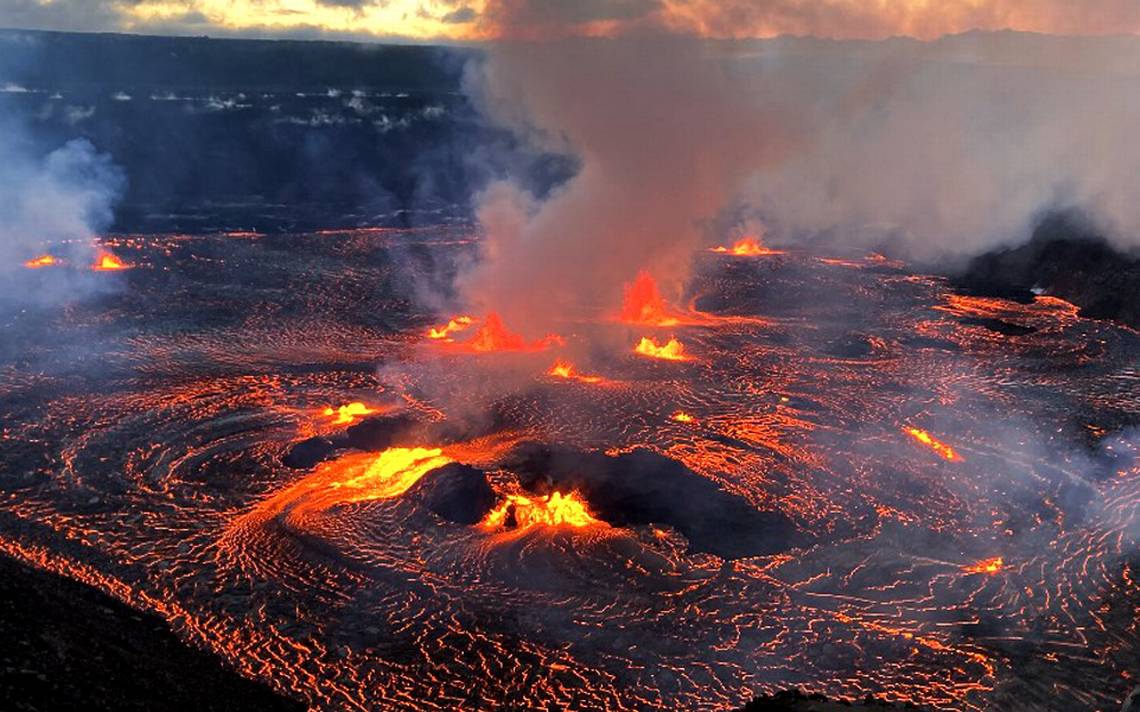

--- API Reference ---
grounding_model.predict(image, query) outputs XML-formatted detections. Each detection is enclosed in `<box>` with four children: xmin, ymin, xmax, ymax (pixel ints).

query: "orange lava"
<box><xmin>547</xmin><ymin>360</ymin><xmax>603</xmax><ymax>384</ymax></box>
<box><xmin>904</xmin><ymin>427</ymin><xmax>962</xmax><ymax>462</ymax></box>
<box><xmin>92</xmin><ymin>252</ymin><xmax>129</xmax><ymax>271</ymax></box>
<box><xmin>962</xmin><ymin>556</ymin><xmax>1004</xmax><ymax>575</ymax></box>
<box><xmin>711</xmin><ymin>237</ymin><xmax>781</xmax><ymax>256</ymax></box>
<box><xmin>427</xmin><ymin>315</ymin><xmax>474</xmax><ymax>340</ymax></box>
<box><xmin>671</xmin><ymin>411</ymin><xmax>696</xmax><ymax>423</ymax></box>
<box><xmin>634</xmin><ymin>336</ymin><xmax>689</xmax><ymax>361</ymax></box>
<box><xmin>262</xmin><ymin>447</ymin><xmax>454</xmax><ymax>518</ymax></box>
<box><xmin>320</xmin><ymin>402</ymin><xmax>375</xmax><ymax>426</ymax></box>
<box><xmin>448</xmin><ymin>313</ymin><xmax>560</xmax><ymax>353</ymax></box>
<box><xmin>24</xmin><ymin>254</ymin><xmax>58</xmax><ymax>268</ymax></box>
<box><xmin>329</xmin><ymin>447</ymin><xmax>452</xmax><ymax>502</ymax></box>
<box><xmin>483</xmin><ymin>491</ymin><xmax>601</xmax><ymax>530</ymax></box>
<box><xmin>620</xmin><ymin>271</ymin><xmax>680</xmax><ymax>326</ymax></box>
<box><xmin>469</xmin><ymin>313</ymin><xmax>530</xmax><ymax>351</ymax></box>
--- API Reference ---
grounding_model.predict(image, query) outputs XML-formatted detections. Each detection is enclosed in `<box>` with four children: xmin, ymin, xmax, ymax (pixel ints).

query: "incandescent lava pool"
<box><xmin>2</xmin><ymin>227</ymin><xmax>1138</xmax><ymax>711</ymax></box>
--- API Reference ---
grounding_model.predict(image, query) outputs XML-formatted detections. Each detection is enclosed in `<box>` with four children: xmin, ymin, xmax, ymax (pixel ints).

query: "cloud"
<box><xmin>3</xmin><ymin>1</ymin><xmax>1140</xmax><ymax>42</ymax></box>
<box><xmin>441</xmin><ymin>6</ymin><xmax>477</xmax><ymax>24</ymax></box>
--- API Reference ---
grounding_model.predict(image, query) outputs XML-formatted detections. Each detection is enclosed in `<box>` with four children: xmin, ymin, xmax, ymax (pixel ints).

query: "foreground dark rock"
<box><xmin>0</xmin><ymin>552</ymin><xmax>302</xmax><ymax>712</ymax></box>
<box><xmin>739</xmin><ymin>689</ymin><xmax>921</xmax><ymax>710</ymax></box>
<box><xmin>955</xmin><ymin>213</ymin><xmax>1140</xmax><ymax>329</ymax></box>
<box><xmin>504</xmin><ymin>443</ymin><xmax>800</xmax><ymax>558</ymax></box>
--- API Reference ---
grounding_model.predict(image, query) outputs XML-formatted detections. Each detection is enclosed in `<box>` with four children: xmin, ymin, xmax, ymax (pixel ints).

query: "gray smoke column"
<box><xmin>461</xmin><ymin>32</ymin><xmax>1140</xmax><ymax>335</ymax></box>
<box><xmin>459</xmin><ymin>36</ymin><xmax>796</xmax><ymax>333</ymax></box>
<box><xmin>0</xmin><ymin>122</ymin><xmax>125</xmax><ymax>305</ymax></box>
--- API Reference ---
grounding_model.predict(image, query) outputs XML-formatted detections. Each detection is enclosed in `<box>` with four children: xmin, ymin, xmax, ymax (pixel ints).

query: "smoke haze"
<box><xmin>462</xmin><ymin>32</ymin><xmax>1140</xmax><ymax>334</ymax></box>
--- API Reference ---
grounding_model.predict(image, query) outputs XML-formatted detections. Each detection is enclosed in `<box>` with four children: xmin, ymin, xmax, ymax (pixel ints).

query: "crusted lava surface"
<box><xmin>1</xmin><ymin>229</ymin><xmax>1138</xmax><ymax>711</ymax></box>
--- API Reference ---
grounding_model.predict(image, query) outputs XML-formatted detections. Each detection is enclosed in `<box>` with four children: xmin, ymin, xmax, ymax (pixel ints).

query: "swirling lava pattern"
<box><xmin>1</xmin><ymin>230</ymin><xmax>1138</xmax><ymax>711</ymax></box>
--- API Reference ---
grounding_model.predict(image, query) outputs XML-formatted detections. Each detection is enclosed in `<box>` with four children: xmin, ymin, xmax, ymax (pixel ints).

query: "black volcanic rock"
<box><xmin>282</xmin><ymin>436</ymin><xmax>337</xmax><ymax>469</ymax></box>
<box><xmin>503</xmin><ymin>443</ymin><xmax>799</xmax><ymax>559</ymax></box>
<box><xmin>410</xmin><ymin>462</ymin><xmax>496</xmax><ymax>525</ymax></box>
<box><xmin>740</xmin><ymin>689</ymin><xmax>920</xmax><ymax>710</ymax></box>
<box><xmin>0</xmin><ymin>552</ymin><xmax>301</xmax><ymax>712</ymax></box>
<box><xmin>344</xmin><ymin>414</ymin><xmax>422</xmax><ymax>452</ymax></box>
<box><xmin>955</xmin><ymin>213</ymin><xmax>1140</xmax><ymax>329</ymax></box>
<box><xmin>958</xmin><ymin>317</ymin><xmax>1037</xmax><ymax>336</ymax></box>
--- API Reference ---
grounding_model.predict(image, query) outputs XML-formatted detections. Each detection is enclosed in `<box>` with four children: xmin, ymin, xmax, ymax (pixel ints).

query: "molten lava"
<box><xmin>92</xmin><ymin>252</ymin><xmax>129</xmax><ymax>271</ymax></box>
<box><xmin>634</xmin><ymin>336</ymin><xmax>689</xmax><ymax>361</ymax></box>
<box><xmin>24</xmin><ymin>254</ymin><xmax>58</xmax><ymax>268</ymax></box>
<box><xmin>427</xmin><ymin>315</ymin><xmax>474</xmax><ymax>340</ymax></box>
<box><xmin>963</xmin><ymin>556</ymin><xmax>1004</xmax><ymax>575</ymax></box>
<box><xmin>671</xmin><ymin>411</ymin><xmax>696</xmax><ymax>423</ymax></box>
<box><xmin>711</xmin><ymin>236</ymin><xmax>781</xmax><ymax>257</ymax></box>
<box><xmin>620</xmin><ymin>271</ymin><xmax>680</xmax><ymax>326</ymax></box>
<box><xmin>469</xmin><ymin>313</ymin><xmax>530</xmax><ymax>351</ymax></box>
<box><xmin>904</xmin><ymin>427</ymin><xmax>962</xmax><ymax>461</ymax></box>
<box><xmin>547</xmin><ymin>361</ymin><xmax>602</xmax><ymax>384</ymax></box>
<box><xmin>483</xmin><ymin>491</ymin><xmax>600</xmax><ymax>530</ymax></box>
<box><xmin>320</xmin><ymin>402</ymin><xmax>375</xmax><ymax>425</ymax></box>
<box><xmin>331</xmin><ymin>447</ymin><xmax>453</xmax><ymax>502</ymax></box>
<box><xmin>449</xmin><ymin>313</ymin><xmax>560</xmax><ymax>353</ymax></box>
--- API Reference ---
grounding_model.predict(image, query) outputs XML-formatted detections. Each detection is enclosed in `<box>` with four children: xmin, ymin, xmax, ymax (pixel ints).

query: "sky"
<box><xmin>2</xmin><ymin>0</ymin><xmax>1140</xmax><ymax>43</ymax></box>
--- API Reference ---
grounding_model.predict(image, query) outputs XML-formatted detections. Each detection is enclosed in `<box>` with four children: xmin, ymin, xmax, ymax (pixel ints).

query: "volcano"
<box><xmin>1</xmin><ymin>26</ymin><xmax>1139</xmax><ymax>712</ymax></box>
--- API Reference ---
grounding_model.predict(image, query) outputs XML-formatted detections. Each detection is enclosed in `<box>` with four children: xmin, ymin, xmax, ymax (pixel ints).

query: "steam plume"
<box><xmin>462</xmin><ymin>32</ymin><xmax>1140</xmax><ymax>335</ymax></box>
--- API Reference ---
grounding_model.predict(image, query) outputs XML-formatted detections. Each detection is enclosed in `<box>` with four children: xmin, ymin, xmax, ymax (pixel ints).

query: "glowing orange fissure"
<box><xmin>620</xmin><ymin>271</ymin><xmax>681</xmax><ymax>326</ymax></box>
<box><xmin>432</xmin><ymin>313</ymin><xmax>560</xmax><ymax>353</ymax></box>
<box><xmin>92</xmin><ymin>252</ymin><xmax>128</xmax><ymax>271</ymax></box>
<box><xmin>427</xmin><ymin>315</ymin><xmax>474</xmax><ymax>340</ymax></box>
<box><xmin>547</xmin><ymin>360</ymin><xmax>603</xmax><ymax>384</ymax></box>
<box><xmin>482</xmin><ymin>491</ymin><xmax>601</xmax><ymax>530</ymax></box>
<box><xmin>320</xmin><ymin>402</ymin><xmax>375</xmax><ymax>425</ymax></box>
<box><xmin>963</xmin><ymin>556</ymin><xmax>1004</xmax><ymax>575</ymax></box>
<box><xmin>24</xmin><ymin>254</ymin><xmax>58</xmax><ymax>268</ymax></box>
<box><xmin>904</xmin><ymin>427</ymin><xmax>961</xmax><ymax>462</ymax></box>
<box><xmin>634</xmin><ymin>336</ymin><xmax>689</xmax><ymax>361</ymax></box>
<box><xmin>671</xmin><ymin>411</ymin><xmax>696</xmax><ymax>423</ymax></box>
<box><xmin>711</xmin><ymin>236</ymin><xmax>781</xmax><ymax>256</ymax></box>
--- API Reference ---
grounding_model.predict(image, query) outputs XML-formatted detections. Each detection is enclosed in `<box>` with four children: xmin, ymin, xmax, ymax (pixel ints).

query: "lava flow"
<box><xmin>91</xmin><ymin>251</ymin><xmax>129</xmax><ymax>271</ymax></box>
<box><xmin>442</xmin><ymin>313</ymin><xmax>560</xmax><ymax>353</ymax></box>
<box><xmin>711</xmin><ymin>236</ymin><xmax>782</xmax><ymax>257</ymax></box>
<box><xmin>620</xmin><ymin>271</ymin><xmax>682</xmax><ymax>326</ymax></box>
<box><xmin>320</xmin><ymin>402</ymin><xmax>375</xmax><ymax>425</ymax></box>
<box><xmin>547</xmin><ymin>360</ymin><xmax>603</xmax><ymax>384</ymax></box>
<box><xmin>23</xmin><ymin>254</ymin><xmax>58</xmax><ymax>268</ymax></box>
<box><xmin>4</xmin><ymin>228</ymin><xmax>1139</xmax><ymax>712</ymax></box>
<box><xmin>904</xmin><ymin>427</ymin><xmax>962</xmax><ymax>461</ymax></box>
<box><xmin>962</xmin><ymin>557</ymin><xmax>1004</xmax><ymax>575</ymax></box>
<box><xmin>482</xmin><ymin>491</ymin><xmax>601</xmax><ymax>530</ymax></box>
<box><xmin>427</xmin><ymin>315</ymin><xmax>474</xmax><ymax>340</ymax></box>
<box><xmin>634</xmin><ymin>336</ymin><xmax>689</xmax><ymax>361</ymax></box>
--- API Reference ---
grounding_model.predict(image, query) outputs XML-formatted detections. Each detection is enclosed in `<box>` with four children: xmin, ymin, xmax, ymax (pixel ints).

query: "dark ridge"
<box><xmin>738</xmin><ymin>689</ymin><xmax>922</xmax><ymax>710</ymax></box>
<box><xmin>0</xmin><ymin>551</ymin><xmax>302</xmax><ymax>712</ymax></box>
<box><xmin>0</xmin><ymin>28</ymin><xmax>466</xmax><ymax>92</ymax></box>
<box><xmin>282</xmin><ymin>435</ymin><xmax>337</xmax><ymax>469</ymax></box>
<box><xmin>408</xmin><ymin>462</ymin><xmax>496</xmax><ymax>525</ymax></box>
<box><xmin>0</xmin><ymin>28</ymin><xmax>576</xmax><ymax>234</ymax></box>
<box><xmin>954</xmin><ymin>213</ymin><xmax>1140</xmax><ymax>329</ymax></box>
<box><xmin>343</xmin><ymin>413</ymin><xmax>423</xmax><ymax>451</ymax></box>
<box><xmin>957</xmin><ymin>317</ymin><xmax>1037</xmax><ymax>336</ymax></box>
<box><xmin>503</xmin><ymin>443</ymin><xmax>801</xmax><ymax>559</ymax></box>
